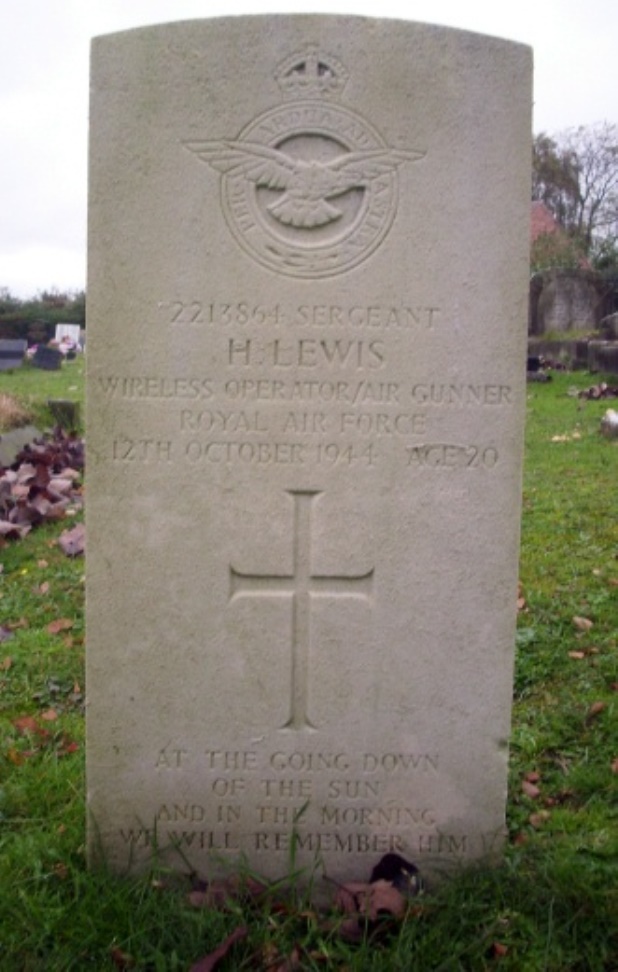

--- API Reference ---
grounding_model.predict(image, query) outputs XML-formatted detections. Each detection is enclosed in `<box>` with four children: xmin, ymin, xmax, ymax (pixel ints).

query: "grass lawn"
<box><xmin>0</xmin><ymin>363</ymin><xmax>616</xmax><ymax>970</ymax></box>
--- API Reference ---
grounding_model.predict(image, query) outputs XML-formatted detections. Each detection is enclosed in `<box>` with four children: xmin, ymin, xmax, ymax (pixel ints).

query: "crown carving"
<box><xmin>276</xmin><ymin>48</ymin><xmax>348</xmax><ymax>101</ymax></box>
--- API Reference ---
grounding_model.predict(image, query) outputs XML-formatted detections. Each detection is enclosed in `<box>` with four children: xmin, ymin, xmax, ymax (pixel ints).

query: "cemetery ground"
<box><xmin>0</xmin><ymin>362</ymin><xmax>616</xmax><ymax>971</ymax></box>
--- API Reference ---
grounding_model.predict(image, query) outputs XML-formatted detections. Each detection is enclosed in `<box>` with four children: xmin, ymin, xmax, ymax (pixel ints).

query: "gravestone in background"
<box><xmin>0</xmin><ymin>339</ymin><xmax>27</xmax><ymax>371</ymax></box>
<box><xmin>86</xmin><ymin>17</ymin><xmax>532</xmax><ymax>891</ymax></box>
<box><xmin>55</xmin><ymin>323</ymin><xmax>82</xmax><ymax>347</ymax></box>
<box><xmin>32</xmin><ymin>345</ymin><xmax>62</xmax><ymax>371</ymax></box>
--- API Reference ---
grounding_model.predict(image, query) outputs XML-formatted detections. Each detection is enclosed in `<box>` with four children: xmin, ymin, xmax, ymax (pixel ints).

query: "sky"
<box><xmin>1</xmin><ymin>0</ymin><xmax>616</xmax><ymax>298</ymax></box>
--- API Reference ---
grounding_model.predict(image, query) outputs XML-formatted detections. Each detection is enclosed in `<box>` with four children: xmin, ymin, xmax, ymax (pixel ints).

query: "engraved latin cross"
<box><xmin>229</xmin><ymin>490</ymin><xmax>373</xmax><ymax>731</ymax></box>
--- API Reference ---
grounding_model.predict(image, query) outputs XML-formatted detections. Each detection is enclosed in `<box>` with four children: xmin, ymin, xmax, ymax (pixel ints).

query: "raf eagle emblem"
<box><xmin>184</xmin><ymin>140</ymin><xmax>425</xmax><ymax>229</ymax></box>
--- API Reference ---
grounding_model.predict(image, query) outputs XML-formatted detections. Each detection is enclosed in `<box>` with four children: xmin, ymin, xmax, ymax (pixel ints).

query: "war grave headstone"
<box><xmin>86</xmin><ymin>17</ymin><xmax>532</xmax><ymax>892</ymax></box>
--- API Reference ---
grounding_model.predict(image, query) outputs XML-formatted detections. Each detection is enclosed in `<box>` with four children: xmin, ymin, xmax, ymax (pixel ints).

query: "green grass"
<box><xmin>0</xmin><ymin>358</ymin><xmax>84</xmax><ymax>433</ymax></box>
<box><xmin>0</xmin><ymin>367</ymin><xmax>617</xmax><ymax>970</ymax></box>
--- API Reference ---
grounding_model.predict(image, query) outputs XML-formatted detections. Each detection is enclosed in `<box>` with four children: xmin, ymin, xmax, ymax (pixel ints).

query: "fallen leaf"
<box><xmin>58</xmin><ymin>522</ymin><xmax>85</xmax><ymax>557</ymax></box>
<box><xmin>522</xmin><ymin>780</ymin><xmax>541</xmax><ymax>799</ymax></box>
<box><xmin>611</xmin><ymin>758</ymin><xmax>618</xmax><ymax>775</ymax></box>
<box><xmin>40</xmin><ymin>708</ymin><xmax>58</xmax><ymax>722</ymax></box>
<box><xmin>334</xmin><ymin>879</ymin><xmax>407</xmax><ymax>921</ymax></box>
<box><xmin>48</xmin><ymin>477</ymin><xmax>73</xmax><ymax>496</ymax></box>
<box><xmin>492</xmin><ymin>942</ymin><xmax>509</xmax><ymax>958</ymax></box>
<box><xmin>110</xmin><ymin>947</ymin><xmax>135</xmax><ymax>969</ymax></box>
<box><xmin>37</xmin><ymin>581</ymin><xmax>50</xmax><ymax>595</ymax></box>
<box><xmin>188</xmin><ymin>875</ymin><xmax>267</xmax><ymax>910</ymax></box>
<box><xmin>529</xmin><ymin>810</ymin><xmax>551</xmax><ymax>828</ymax></box>
<box><xmin>37</xmin><ymin>559</ymin><xmax>49</xmax><ymax>568</ymax></box>
<box><xmin>59</xmin><ymin>739</ymin><xmax>79</xmax><ymax>755</ymax></box>
<box><xmin>47</xmin><ymin>618</ymin><xmax>74</xmax><ymax>635</ymax></box>
<box><xmin>568</xmin><ymin>651</ymin><xmax>586</xmax><ymax>660</ymax></box>
<box><xmin>190</xmin><ymin>926</ymin><xmax>248</xmax><ymax>972</ymax></box>
<box><xmin>524</xmin><ymin>770</ymin><xmax>541</xmax><ymax>784</ymax></box>
<box><xmin>573</xmin><ymin>616</ymin><xmax>593</xmax><ymax>632</ymax></box>
<box><xmin>1</xmin><ymin>655</ymin><xmax>12</xmax><ymax>670</ymax></box>
<box><xmin>13</xmin><ymin>715</ymin><xmax>39</xmax><ymax>734</ymax></box>
<box><xmin>270</xmin><ymin>946</ymin><xmax>304</xmax><ymax>972</ymax></box>
<box><xmin>587</xmin><ymin>701</ymin><xmax>606</xmax><ymax>721</ymax></box>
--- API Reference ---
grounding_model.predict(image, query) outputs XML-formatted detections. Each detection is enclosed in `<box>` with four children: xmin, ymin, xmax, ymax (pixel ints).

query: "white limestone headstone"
<box><xmin>86</xmin><ymin>16</ymin><xmax>532</xmax><ymax>891</ymax></box>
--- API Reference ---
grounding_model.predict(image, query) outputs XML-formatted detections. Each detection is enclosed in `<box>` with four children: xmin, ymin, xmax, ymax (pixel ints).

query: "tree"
<box><xmin>532</xmin><ymin>123</ymin><xmax>618</xmax><ymax>266</ymax></box>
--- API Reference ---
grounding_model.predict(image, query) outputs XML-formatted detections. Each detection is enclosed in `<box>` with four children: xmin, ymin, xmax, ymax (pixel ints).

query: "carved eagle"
<box><xmin>184</xmin><ymin>139</ymin><xmax>425</xmax><ymax>228</ymax></box>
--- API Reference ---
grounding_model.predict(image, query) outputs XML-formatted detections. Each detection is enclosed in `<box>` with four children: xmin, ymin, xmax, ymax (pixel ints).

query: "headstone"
<box><xmin>87</xmin><ymin>17</ymin><xmax>532</xmax><ymax>892</ymax></box>
<box><xmin>530</xmin><ymin>268</ymin><xmax>605</xmax><ymax>335</ymax></box>
<box><xmin>32</xmin><ymin>346</ymin><xmax>63</xmax><ymax>371</ymax></box>
<box><xmin>0</xmin><ymin>339</ymin><xmax>27</xmax><ymax>372</ymax></box>
<box><xmin>600</xmin><ymin>313</ymin><xmax>618</xmax><ymax>340</ymax></box>
<box><xmin>0</xmin><ymin>425</ymin><xmax>40</xmax><ymax>468</ymax></box>
<box><xmin>588</xmin><ymin>340</ymin><xmax>618</xmax><ymax>375</ymax></box>
<box><xmin>55</xmin><ymin>323</ymin><xmax>82</xmax><ymax>346</ymax></box>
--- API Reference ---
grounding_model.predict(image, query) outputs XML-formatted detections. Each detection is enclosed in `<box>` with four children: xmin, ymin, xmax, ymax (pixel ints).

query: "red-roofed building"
<box><xmin>530</xmin><ymin>201</ymin><xmax>590</xmax><ymax>270</ymax></box>
<box><xmin>530</xmin><ymin>200</ymin><xmax>561</xmax><ymax>242</ymax></box>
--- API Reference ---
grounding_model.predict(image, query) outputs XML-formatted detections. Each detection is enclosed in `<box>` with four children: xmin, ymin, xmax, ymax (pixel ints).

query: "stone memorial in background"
<box><xmin>87</xmin><ymin>17</ymin><xmax>532</xmax><ymax>891</ymax></box>
<box><xmin>0</xmin><ymin>339</ymin><xmax>27</xmax><ymax>372</ymax></box>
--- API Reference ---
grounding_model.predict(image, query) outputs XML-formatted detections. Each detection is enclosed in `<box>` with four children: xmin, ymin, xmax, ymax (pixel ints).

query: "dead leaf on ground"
<box><xmin>573</xmin><ymin>616</ymin><xmax>593</xmax><ymax>632</ymax></box>
<box><xmin>58</xmin><ymin>522</ymin><xmax>85</xmax><ymax>557</ymax></box>
<box><xmin>611</xmin><ymin>758</ymin><xmax>618</xmax><ymax>775</ymax></box>
<box><xmin>47</xmin><ymin>618</ymin><xmax>74</xmax><ymax>635</ymax></box>
<box><xmin>522</xmin><ymin>779</ymin><xmax>541</xmax><ymax>799</ymax></box>
<box><xmin>13</xmin><ymin>715</ymin><xmax>41</xmax><ymax>735</ymax></box>
<box><xmin>529</xmin><ymin>810</ymin><xmax>551</xmax><ymax>829</ymax></box>
<box><xmin>7</xmin><ymin>747</ymin><xmax>26</xmax><ymax>765</ymax></box>
<box><xmin>189</xmin><ymin>925</ymin><xmax>248</xmax><ymax>972</ymax></box>
<box><xmin>37</xmin><ymin>581</ymin><xmax>50</xmax><ymax>595</ymax></box>
<box><xmin>187</xmin><ymin>874</ymin><xmax>267</xmax><ymax>910</ymax></box>
<box><xmin>586</xmin><ymin>701</ymin><xmax>606</xmax><ymax>722</ymax></box>
<box><xmin>568</xmin><ymin>651</ymin><xmax>586</xmax><ymax>660</ymax></box>
<box><xmin>40</xmin><ymin>708</ymin><xmax>58</xmax><ymax>722</ymax></box>
<box><xmin>335</xmin><ymin>879</ymin><xmax>407</xmax><ymax>921</ymax></box>
<box><xmin>58</xmin><ymin>739</ymin><xmax>79</xmax><ymax>755</ymax></box>
<box><xmin>1</xmin><ymin>655</ymin><xmax>12</xmax><ymax>669</ymax></box>
<box><xmin>110</xmin><ymin>946</ymin><xmax>135</xmax><ymax>969</ymax></box>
